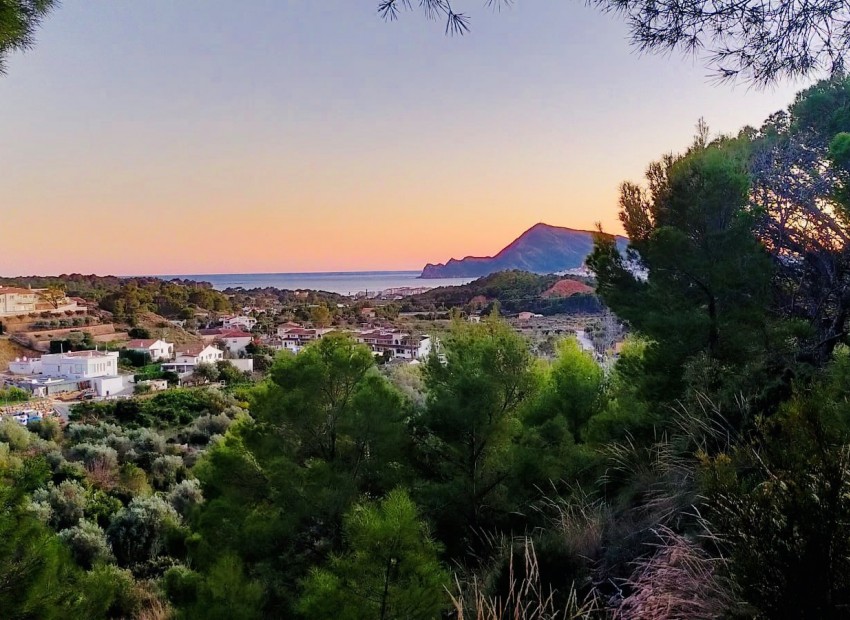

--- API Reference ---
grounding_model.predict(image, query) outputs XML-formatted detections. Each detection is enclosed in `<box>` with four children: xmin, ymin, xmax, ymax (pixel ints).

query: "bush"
<box><xmin>70</xmin><ymin>443</ymin><xmax>119</xmax><ymax>470</ymax></box>
<box><xmin>28</xmin><ymin>417</ymin><xmax>62</xmax><ymax>442</ymax></box>
<box><xmin>128</xmin><ymin>327</ymin><xmax>152</xmax><ymax>339</ymax></box>
<box><xmin>151</xmin><ymin>455</ymin><xmax>186</xmax><ymax>491</ymax></box>
<box><xmin>167</xmin><ymin>479</ymin><xmax>205</xmax><ymax>518</ymax></box>
<box><xmin>184</xmin><ymin>413</ymin><xmax>232</xmax><ymax>445</ymax></box>
<box><xmin>107</xmin><ymin>496</ymin><xmax>181</xmax><ymax>567</ymax></box>
<box><xmin>0</xmin><ymin>386</ymin><xmax>30</xmax><ymax>403</ymax></box>
<box><xmin>119</xmin><ymin>349</ymin><xmax>152</xmax><ymax>368</ymax></box>
<box><xmin>32</xmin><ymin>480</ymin><xmax>88</xmax><ymax>529</ymax></box>
<box><xmin>59</xmin><ymin>519</ymin><xmax>115</xmax><ymax>568</ymax></box>
<box><xmin>0</xmin><ymin>418</ymin><xmax>32</xmax><ymax>451</ymax></box>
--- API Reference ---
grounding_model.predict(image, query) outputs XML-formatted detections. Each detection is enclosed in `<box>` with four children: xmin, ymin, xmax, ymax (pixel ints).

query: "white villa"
<box><xmin>126</xmin><ymin>338</ymin><xmax>175</xmax><ymax>361</ymax></box>
<box><xmin>199</xmin><ymin>329</ymin><xmax>254</xmax><ymax>355</ymax></box>
<box><xmin>8</xmin><ymin>350</ymin><xmax>126</xmax><ymax>397</ymax></box>
<box><xmin>0</xmin><ymin>286</ymin><xmax>39</xmax><ymax>316</ymax></box>
<box><xmin>356</xmin><ymin>330</ymin><xmax>432</xmax><ymax>361</ymax></box>
<box><xmin>223</xmin><ymin>315</ymin><xmax>257</xmax><ymax>331</ymax></box>
<box><xmin>162</xmin><ymin>345</ymin><xmax>224</xmax><ymax>374</ymax></box>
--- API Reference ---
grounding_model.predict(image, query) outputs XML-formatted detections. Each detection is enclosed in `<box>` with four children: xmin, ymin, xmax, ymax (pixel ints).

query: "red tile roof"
<box><xmin>220</xmin><ymin>330</ymin><xmax>252</xmax><ymax>339</ymax></box>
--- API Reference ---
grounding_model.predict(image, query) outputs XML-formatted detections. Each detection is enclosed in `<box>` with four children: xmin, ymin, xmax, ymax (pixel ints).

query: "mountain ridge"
<box><xmin>420</xmin><ymin>223</ymin><xmax>627</xmax><ymax>279</ymax></box>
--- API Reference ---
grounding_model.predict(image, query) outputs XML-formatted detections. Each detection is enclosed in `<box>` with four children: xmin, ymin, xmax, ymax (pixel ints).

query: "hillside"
<box><xmin>405</xmin><ymin>270</ymin><xmax>602</xmax><ymax>316</ymax></box>
<box><xmin>420</xmin><ymin>223</ymin><xmax>627</xmax><ymax>278</ymax></box>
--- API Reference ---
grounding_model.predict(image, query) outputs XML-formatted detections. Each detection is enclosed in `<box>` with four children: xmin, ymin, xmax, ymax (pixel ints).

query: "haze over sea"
<box><xmin>157</xmin><ymin>271</ymin><xmax>476</xmax><ymax>296</ymax></box>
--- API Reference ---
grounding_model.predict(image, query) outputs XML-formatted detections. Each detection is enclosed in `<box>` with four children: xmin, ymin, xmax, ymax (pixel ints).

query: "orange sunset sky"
<box><xmin>1</xmin><ymin>2</ymin><xmax>804</xmax><ymax>276</ymax></box>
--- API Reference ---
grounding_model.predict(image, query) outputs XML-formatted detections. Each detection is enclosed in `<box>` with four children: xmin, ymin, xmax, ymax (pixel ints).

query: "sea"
<box><xmin>157</xmin><ymin>271</ymin><xmax>476</xmax><ymax>296</ymax></box>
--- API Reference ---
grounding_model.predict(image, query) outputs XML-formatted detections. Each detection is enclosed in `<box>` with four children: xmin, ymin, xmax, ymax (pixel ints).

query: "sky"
<box><xmin>0</xmin><ymin>1</ymin><xmax>806</xmax><ymax>276</ymax></box>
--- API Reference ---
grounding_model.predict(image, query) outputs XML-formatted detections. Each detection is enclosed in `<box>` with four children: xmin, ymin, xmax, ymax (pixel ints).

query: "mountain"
<box><xmin>420</xmin><ymin>223</ymin><xmax>627</xmax><ymax>278</ymax></box>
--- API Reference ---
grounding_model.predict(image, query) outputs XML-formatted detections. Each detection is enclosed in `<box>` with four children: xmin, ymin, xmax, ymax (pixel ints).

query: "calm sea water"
<box><xmin>158</xmin><ymin>271</ymin><xmax>476</xmax><ymax>296</ymax></box>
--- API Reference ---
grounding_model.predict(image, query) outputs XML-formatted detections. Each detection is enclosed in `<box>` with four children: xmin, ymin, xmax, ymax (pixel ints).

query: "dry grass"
<box><xmin>614</xmin><ymin>527</ymin><xmax>737</xmax><ymax>620</ymax></box>
<box><xmin>450</xmin><ymin>539</ymin><xmax>604</xmax><ymax>620</ymax></box>
<box><xmin>0</xmin><ymin>336</ymin><xmax>31</xmax><ymax>370</ymax></box>
<box><xmin>130</xmin><ymin>311</ymin><xmax>202</xmax><ymax>346</ymax></box>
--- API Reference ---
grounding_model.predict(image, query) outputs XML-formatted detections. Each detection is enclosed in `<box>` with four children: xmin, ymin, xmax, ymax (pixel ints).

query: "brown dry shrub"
<box><xmin>614</xmin><ymin>527</ymin><xmax>738</xmax><ymax>620</ymax></box>
<box><xmin>85</xmin><ymin>456</ymin><xmax>118</xmax><ymax>491</ymax></box>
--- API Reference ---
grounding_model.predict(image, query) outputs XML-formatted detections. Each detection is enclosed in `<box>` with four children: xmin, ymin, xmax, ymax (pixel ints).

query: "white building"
<box><xmin>9</xmin><ymin>350</ymin><xmax>126</xmax><ymax>397</ymax></box>
<box><xmin>199</xmin><ymin>329</ymin><xmax>254</xmax><ymax>355</ymax></box>
<box><xmin>9</xmin><ymin>357</ymin><xmax>43</xmax><ymax>375</ymax></box>
<box><xmin>0</xmin><ymin>286</ymin><xmax>39</xmax><ymax>316</ymax></box>
<box><xmin>355</xmin><ymin>330</ymin><xmax>432</xmax><ymax>361</ymax></box>
<box><xmin>40</xmin><ymin>350</ymin><xmax>120</xmax><ymax>379</ymax></box>
<box><xmin>271</xmin><ymin>325</ymin><xmax>334</xmax><ymax>353</ymax></box>
<box><xmin>126</xmin><ymin>339</ymin><xmax>174</xmax><ymax>361</ymax></box>
<box><xmin>162</xmin><ymin>345</ymin><xmax>224</xmax><ymax>374</ymax></box>
<box><xmin>223</xmin><ymin>315</ymin><xmax>257</xmax><ymax>331</ymax></box>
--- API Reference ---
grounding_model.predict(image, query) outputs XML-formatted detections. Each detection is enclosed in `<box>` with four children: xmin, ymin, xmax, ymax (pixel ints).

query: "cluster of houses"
<box><xmin>267</xmin><ymin>324</ymin><xmax>432</xmax><ymax>361</ymax></box>
<box><xmin>3</xmin><ymin>337</ymin><xmax>255</xmax><ymax>399</ymax></box>
<box><xmin>0</xmin><ymin>309</ymin><xmax>432</xmax><ymax>401</ymax></box>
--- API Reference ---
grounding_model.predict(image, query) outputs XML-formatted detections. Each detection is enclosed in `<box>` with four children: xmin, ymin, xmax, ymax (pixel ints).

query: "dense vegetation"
<box><xmin>0</xmin><ymin>275</ymin><xmax>231</xmax><ymax>321</ymax></box>
<box><xmin>8</xmin><ymin>77</ymin><xmax>850</xmax><ymax>618</ymax></box>
<box><xmin>403</xmin><ymin>270</ymin><xmax>601</xmax><ymax>316</ymax></box>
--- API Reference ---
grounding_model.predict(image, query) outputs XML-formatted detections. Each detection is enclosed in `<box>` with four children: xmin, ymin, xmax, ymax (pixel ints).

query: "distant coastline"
<box><xmin>156</xmin><ymin>271</ymin><xmax>475</xmax><ymax>296</ymax></box>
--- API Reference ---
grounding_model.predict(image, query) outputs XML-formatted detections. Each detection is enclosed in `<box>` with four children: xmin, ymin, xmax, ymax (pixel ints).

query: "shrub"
<box><xmin>32</xmin><ymin>480</ymin><xmax>88</xmax><ymax>529</ymax></box>
<box><xmin>70</xmin><ymin>443</ymin><xmax>119</xmax><ymax>471</ymax></box>
<box><xmin>107</xmin><ymin>496</ymin><xmax>181</xmax><ymax>567</ymax></box>
<box><xmin>150</xmin><ymin>455</ymin><xmax>186</xmax><ymax>491</ymax></box>
<box><xmin>28</xmin><ymin>417</ymin><xmax>62</xmax><ymax>442</ymax></box>
<box><xmin>59</xmin><ymin>519</ymin><xmax>115</xmax><ymax>568</ymax></box>
<box><xmin>0</xmin><ymin>418</ymin><xmax>32</xmax><ymax>451</ymax></box>
<box><xmin>167</xmin><ymin>479</ymin><xmax>204</xmax><ymax>518</ymax></box>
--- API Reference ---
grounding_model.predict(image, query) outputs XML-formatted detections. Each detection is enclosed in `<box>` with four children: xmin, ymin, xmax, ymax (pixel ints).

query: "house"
<box><xmin>9</xmin><ymin>357</ymin><xmax>42</xmax><ymax>375</ymax></box>
<box><xmin>517</xmin><ymin>311</ymin><xmax>543</xmax><ymax>321</ymax></box>
<box><xmin>355</xmin><ymin>329</ymin><xmax>432</xmax><ymax>361</ymax></box>
<box><xmin>222</xmin><ymin>315</ymin><xmax>257</xmax><ymax>331</ymax></box>
<box><xmin>41</xmin><ymin>350</ymin><xmax>120</xmax><ymax>379</ymax></box>
<box><xmin>161</xmin><ymin>344</ymin><xmax>224</xmax><ymax>374</ymax></box>
<box><xmin>272</xmin><ymin>325</ymin><xmax>334</xmax><ymax>353</ymax></box>
<box><xmin>219</xmin><ymin>330</ymin><xmax>253</xmax><ymax>355</ymax></box>
<box><xmin>0</xmin><ymin>286</ymin><xmax>39</xmax><ymax>316</ymax></box>
<box><xmin>9</xmin><ymin>350</ymin><xmax>127</xmax><ymax>397</ymax></box>
<box><xmin>198</xmin><ymin>328</ymin><xmax>254</xmax><ymax>354</ymax></box>
<box><xmin>126</xmin><ymin>339</ymin><xmax>174</xmax><ymax>361</ymax></box>
<box><xmin>360</xmin><ymin>307</ymin><xmax>376</xmax><ymax>320</ymax></box>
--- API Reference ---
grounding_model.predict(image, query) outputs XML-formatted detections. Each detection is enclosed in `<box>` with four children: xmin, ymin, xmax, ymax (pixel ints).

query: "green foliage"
<box><xmin>106</xmin><ymin>495</ymin><xmax>181</xmax><ymax>568</ymax></box>
<box><xmin>0</xmin><ymin>385</ymin><xmax>30</xmax><ymax>403</ymax></box>
<box><xmin>299</xmin><ymin>489</ymin><xmax>449</xmax><ymax>620</ymax></box>
<box><xmin>417</xmin><ymin>318</ymin><xmax>539</xmax><ymax>555</ymax></box>
<box><xmin>119</xmin><ymin>348</ymin><xmax>152</xmax><ymax>368</ymax></box>
<box><xmin>71</xmin><ymin>388</ymin><xmax>238</xmax><ymax>429</ymax></box>
<box><xmin>32</xmin><ymin>479</ymin><xmax>88</xmax><ymax>529</ymax></box>
<box><xmin>216</xmin><ymin>359</ymin><xmax>250</xmax><ymax>385</ymax></box>
<box><xmin>589</xmin><ymin>134</ymin><xmax>781</xmax><ymax>415</ymax></box>
<box><xmin>58</xmin><ymin>519</ymin><xmax>115</xmax><ymax>568</ymax></box>
<box><xmin>534</xmin><ymin>338</ymin><xmax>604</xmax><ymax>441</ymax></box>
<box><xmin>406</xmin><ymin>270</ymin><xmax>601</xmax><ymax>316</ymax></box>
